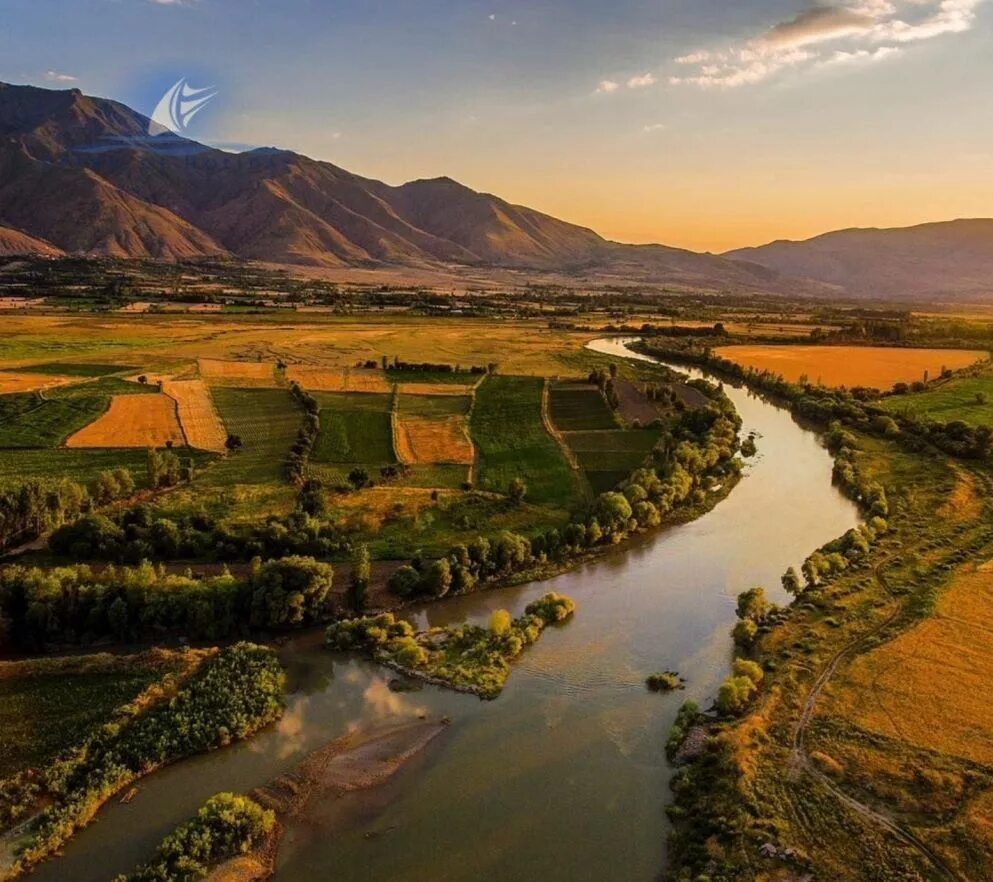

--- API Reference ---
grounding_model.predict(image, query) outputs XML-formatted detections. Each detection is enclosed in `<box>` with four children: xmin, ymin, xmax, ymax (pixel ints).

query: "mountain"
<box><xmin>0</xmin><ymin>81</ymin><xmax>804</xmax><ymax>293</ymax></box>
<box><xmin>725</xmin><ymin>220</ymin><xmax>993</xmax><ymax>301</ymax></box>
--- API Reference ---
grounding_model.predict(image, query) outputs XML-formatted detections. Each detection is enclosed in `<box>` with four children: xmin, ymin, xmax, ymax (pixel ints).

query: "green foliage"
<box><xmin>114</xmin><ymin>792</ymin><xmax>275</xmax><ymax>882</ymax></box>
<box><xmin>327</xmin><ymin>593</ymin><xmax>576</xmax><ymax>698</ymax></box>
<box><xmin>666</xmin><ymin>700</ymin><xmax>701</xmax><ymax>760</ymax></box>
<box><xmin>646</xmin><ymin>671</ymin><xmax>682</xmax><ymax>692</ymax></box>
<box><xmin>7</xmin><ymin>645</ymin><xmax>284</xmax><ymax>878</ymax></box>
<box><xmin>309</xmin><ymin>392</ymin><xmax>396</xmax><ymax>479</ymax></box>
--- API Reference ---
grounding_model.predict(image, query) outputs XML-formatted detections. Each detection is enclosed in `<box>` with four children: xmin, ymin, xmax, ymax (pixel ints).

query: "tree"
<box><xmin>490</xmin><ymin>609</ymin><xmax>512</xmax><ymax>637</ymax></box>
<box><xmin>387</xmin><ymin>565</ymin><xmax>421</xmax><ymax>597</ymax></box>
<box><xmin>348</xmin><ymin>545</ymin><xmax>371</xmax><ymax>613</ymax></box>
<box><xmin>508</xmin><ymin>477</ymin><xmax>527</xmax><ymax>504</ymax></box>
<box><xmin>225</xmin><ymin>434</ymin><xmax>244</xmax><ymax>451</ymax></box>
<box><xmin>736</xmin><ymin>587</ymin><xmax>769</xmax><ymax>622</ymax></box>
<box><xmin>422</xmin><ymin>558</ymin><xmax>452</xmax><ymax>598</ymax></box>
<box><xmin>108</xmin><ymin>596</ymin><xmax>129</xmax><ymax>641</ymax></box>
<box><xmin>347</xmin><ymin>468</ymin><xmax>369</xmax><ymax>491</ymax></box>
<box><xmin>781</xmin><ymin>567</ymin><xmax>802</xmax><ymax>596</ymax></box>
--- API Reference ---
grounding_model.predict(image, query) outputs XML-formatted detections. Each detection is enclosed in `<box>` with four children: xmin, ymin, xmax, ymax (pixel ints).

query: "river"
<box><xmin>29</xmin><ymin>338</ymin><xmax>860</xmax><ymax>882</ymax></box>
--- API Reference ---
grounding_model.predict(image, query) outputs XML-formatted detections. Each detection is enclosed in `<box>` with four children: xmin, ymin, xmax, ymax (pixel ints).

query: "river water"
<box><xmin>29</xmin><ymin>338</ymin><xmax>859</xmax><ymax>882</ymax></box>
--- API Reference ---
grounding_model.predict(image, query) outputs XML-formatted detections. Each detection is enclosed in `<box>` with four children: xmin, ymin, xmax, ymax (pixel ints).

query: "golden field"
<box><xmin>66</xmin><ymin>394</ymin><xmax>186</xmax><ymax>449</ymax></box>
<box><xmin>396</xmin><ymin>417</ymin><xmax>475</xmax><ymax>465</ymax></box>
<box><xmin>162</xmin><ymin>379</ymin><xmax>228</xmax><ymax>452</ymax></box>
<box><xmin>284</xmin><ymin>366</ymin><xmax>391</xmax><ymax>393</ymax></box>
<box><xmin>0</xmin><ymin>372</ymin><xmax>78</xmax><ymax>394</ymax></box>
<box><xmin>714</xmin><ymin>344</ymin><xmax>987</xmax><ymax>388</ymax></box>
<box><xmin>820</xmin><ymin>561</ymin><xmax>993</xmax><ymax>765</ymax></box>
<box><xmin>198</xmin><ymin>358</ymin><xmax>278</xmax><ymax>386</ymax></box>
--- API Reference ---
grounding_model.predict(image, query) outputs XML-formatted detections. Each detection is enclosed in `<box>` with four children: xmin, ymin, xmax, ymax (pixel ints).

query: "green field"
<box><xmin>470</xmin><ymin>376</ymin><xmax>580</xmax><ymax>509</ymax></box>
<box><xmin>309</xmin><ymin>392</ymin><xmax>397</xmax><ymax>482</ymax></box>
<box><xmin>0</xmin><ymin>449</ymin><xmax>156</xmax><ymax>489</ymax></box>
<box><xmin>564</xmin><ymin>429</ymin><xmax>660</xmax><ymax>494</ymax></box>
<box><xmin>203</xmin><ymin>387</ymin><xmax>303</xmax><ymax>485</ymax></box>
<box><xmin>0</xmin><ymin>660</ymin><xmax>171</xmax><ymax>777</ymax></box>
<box><xmin>549</xmin><ymin>383</ymin><xmax>618</xmax><ymax>431</ymax></box>
<box><xmin>388</xmin><ymin>370</ymin><xmax>481</xmax><ymax>385</ymax></box>
<box><xmin>397</xmin><ymin>393</ymin><xmax>472</xmax><ymax>418</ymax></box>
<box><xmin>877</xmin><ymin>376</ymin><xmax>993</xmax><ymax>427</ymax></box>
<box><xmin>5</xmin><ymin>362</ymin><xmax>132</xmax><ymax>377</ymax></box>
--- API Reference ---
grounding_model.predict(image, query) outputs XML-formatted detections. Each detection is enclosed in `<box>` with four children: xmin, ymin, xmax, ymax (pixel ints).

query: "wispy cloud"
<box><xmin>671</xmin><ymin>1</ymin><xmax>981</xmax><ymax>88</ymax></box>
<box><xmin>595</xmin><ymin>72</ymin><xmax>657</xmax><ymax>95</ymax></box>
<box><xmin>44</xmin><ymin>70</ymin><xmax>78</xmax><ymax>83</ymax></box>
<box><xmin>642</xmin><ymin>122</ymin><xmax>666</xmax><ymax>133</ymax></box>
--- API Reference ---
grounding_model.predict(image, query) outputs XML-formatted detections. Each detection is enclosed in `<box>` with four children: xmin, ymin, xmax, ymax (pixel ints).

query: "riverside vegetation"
<box><xmin>642</xmin><ymin>335</ymin><xmax>993</xmax><ymax>882</ymax></box>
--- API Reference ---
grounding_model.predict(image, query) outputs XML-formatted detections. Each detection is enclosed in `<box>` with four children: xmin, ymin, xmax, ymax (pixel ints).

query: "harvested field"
<box><xmin>0</xmin><ymin>372</ymin><xmax>77</xmax><ymax>395</ymax></box>
<box><xmin>549</xmin><ymin>383</ymin><xmax>617</xmax><ymax>431</ymax></box>
<box><xmin>715</xmin><ymin>345</ymin><xmax>987</xmax><ymax>389</ymax></box>
<box><xmin>66</xmin><ymin>393</ymin><xmax>185</xmax><ymax>449</ymax></box>
<box><xmin>821</xmin><ymin>562</ymin><xmax>993</xmax><ymax>766</ymax></box>
<box><xmin>397</xmin><ymin>382</ymin><xmax>475</xmax><ymax>396</ymax></box>
<box><xmin>397</xmin><ymin>417</ymin><xmax>474</xmax><ymax>465</ymax></box>
<box><xmin>614</xmin><ymin>380</ymin><xmax>660</xmax><ymax>424</ymax></box>
<box><xmin>285</xmin><ymin>366</ymin><xmax>391</xmax><ymax>393</ymax></box>
<box><xmin>163</xmin><ymin>379</ymin><xmax>228</xmax><ymax>452</ymax></box>
<box><xmin>198</xmin><ymin>358</ymin><xmax>277</xmax><ymax>386</ymax></box>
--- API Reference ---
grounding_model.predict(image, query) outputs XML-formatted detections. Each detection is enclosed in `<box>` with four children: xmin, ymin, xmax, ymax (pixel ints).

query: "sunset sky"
<box><xmin>3</xmin><ymin>0</ymin><xmax>992</xmax><ymax>252</ymax></box>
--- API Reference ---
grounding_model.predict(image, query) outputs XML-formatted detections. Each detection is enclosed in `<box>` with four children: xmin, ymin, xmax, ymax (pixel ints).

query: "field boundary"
<box><xmin>541</xmin><ymin>379</ymin><xmax>581</xmax><ymax>472</ymax></box>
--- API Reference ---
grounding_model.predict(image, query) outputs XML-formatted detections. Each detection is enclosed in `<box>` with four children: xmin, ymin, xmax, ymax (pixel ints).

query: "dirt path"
<box><xmin>790</xmin><ymin>553</ymin><xmax>964</xmax><ymax>882</ymax></box>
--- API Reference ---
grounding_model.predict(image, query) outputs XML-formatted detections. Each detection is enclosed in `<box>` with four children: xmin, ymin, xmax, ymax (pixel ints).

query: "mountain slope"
<box><xmin>726</xmin><ymin>220</ymin><xmax>993</xmax><ymax>300</ymax></box>
<box><xmin>0</xmin><ymin>80</ymin><xmax>804</xmax><ymax>292</ymax></box>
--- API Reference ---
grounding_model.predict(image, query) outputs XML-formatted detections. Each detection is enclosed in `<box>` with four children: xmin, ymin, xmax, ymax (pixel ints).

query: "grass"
<box><xmin>397</xmin><ymin>393</ymin><xmax>472</xmax><ymax>418</ymax></box>
<box><xmin>470</xmin><ymin>375</ymin><xmax>581</xmax><ymax>509</ymax></box>
<box><xmin>0</xmin><ymin>654</ymin><xmax>185</xmax><ymax>778</ymax></box>
<box><xmin>877</xmin><ymin>376</ymin><xmax>993</xmax><ymax>427</ymax></box>
<box><xmin>309</xmin><ymin>392</ymin><xmax>396</xmax><ymax>482</ymax></box>
<box><xmin>201</xmin><ymin>387</ymin><xmax>303</xmax><ymax>486</ymax></box>
<box><xmin>0</xmin><ymin>449</ymin><xmax>157</xmax><ymax>488</ymax></box>
<box><xmin>387</xmin><ymin>370</ymin><xmax>481</xmax><ymax>385</ymax></box>
<box><xmin>3</xmin><ymin>362</ymin><xmax>131</xmax><ymax>377</ymax></box>
<box><xmin>714</xmin><ymin>344</ymin><xmax>988</xmax><ymax>389</ymax></box>
<box><xmin>549</xmin><ymin>383</ymin><xmax>618</xmax><ymax>431</ymax></box>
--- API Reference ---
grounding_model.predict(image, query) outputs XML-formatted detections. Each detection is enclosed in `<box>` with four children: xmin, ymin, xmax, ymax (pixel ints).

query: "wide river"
<box><xmin>30</xmin><ymin>338</ymin><xmax>860</xmax><ymax>882</ymax></box>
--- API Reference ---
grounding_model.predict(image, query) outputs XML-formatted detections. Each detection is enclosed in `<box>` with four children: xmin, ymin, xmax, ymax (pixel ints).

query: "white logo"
<box><xmin>148</xmin><ymin>78</ymin><xmax>218</xmax><ymax>136</ymax></box>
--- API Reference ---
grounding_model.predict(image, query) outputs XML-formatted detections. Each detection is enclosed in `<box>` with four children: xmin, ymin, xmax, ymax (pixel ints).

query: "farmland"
<box><xmin>202</xmin><ymin>387</ymin><xmax>302</xmax><ymax>485</ymax></box>
<box><xmin>198</xmin><ymin>358</ymin><xmax>278</xmax><ymax>387</ymax></box>
<box><xmin>562</xmin><ymin>429</ymin><xmax>661</xmax><ymax>493</ymax></box>
<box><xmin>65</xmin><ymin>393</ymin><xmax>185</xmax><ymax>449</ymax></box>
<box><xmin>162</xmin><ymin>379</ymin><xmax>228</xmax><ymax>452</ymax></box>
<box><xmin>877</xmin><ymin>373</ymin><xmax>993</xmax><ymax>426</ymax></box>
<box><xmin>309</xmin><ymin>392</ymin><xmax>397</xmax><ymax>483</ymax></box>
<box><xmin>714</xmin><ymin>344</ymin><xmax>987</xmax><ymax>389</ymax></box>
<box><xmin>548</xmin><ymin>382</ymin><xmax>618</xmax><ymax>431</ymax></box>
<box><xmin>285</xmin><ymin>365</ymin><xmax>391</xmax><ymax>393</ymax></box>
<box><xmin>470</xmin><ymin>376</ymin><xmax>581</xmax><ymax>509</ymax></box>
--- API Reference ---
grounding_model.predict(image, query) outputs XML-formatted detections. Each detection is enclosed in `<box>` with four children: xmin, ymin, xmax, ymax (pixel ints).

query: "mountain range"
<box><xmin>0</xmin><ymin>81</ymin><xmax>991</xmax><ymax>302</ymax></box>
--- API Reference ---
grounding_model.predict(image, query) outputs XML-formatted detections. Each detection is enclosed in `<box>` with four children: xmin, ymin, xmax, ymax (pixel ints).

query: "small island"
<box><xmin>326</xmin><ymin>593</ymin><xmax>577</xmax><ymax>699</ymax></box>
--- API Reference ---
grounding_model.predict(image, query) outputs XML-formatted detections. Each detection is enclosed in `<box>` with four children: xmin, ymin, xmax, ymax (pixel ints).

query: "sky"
<box><xmin>2</xmin><ymin>0</ymin><xmax>992</xmax><ymax>252</ymax></box>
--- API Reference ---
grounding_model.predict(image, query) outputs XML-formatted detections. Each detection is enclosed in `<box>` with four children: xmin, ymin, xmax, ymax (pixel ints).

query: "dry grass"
<box><xmin>163</xmin><ymin>379</ymin><xmax>228</xmax><ymax>452</ymax></box>
<box><xmin>715</xmin><ymin>345</ymin><xmax>986</xmax><ymax>389</ymax></box>
<box><xmin>821</xmin><ymin>562</ymin><xmax>993</xmax><ymax>765</ymax></box>
<box><xmin>66</xmin><ymin>393</ymin><xmax>185</xmax><ymax>449</ymax></box>
<box><xmin>396</xmin><ymin>417</ymin><xmax>474</xmax><ymax>465</ymax></box>
<box><xmin>285</xmin><ymin>365</ymin><xmax>391</xmax><ymax>393</ymax></box>
<box><xmin>0</xmin><ymin>372</ymin><xmax>78</xmax><ymax>394</ymax></box>
<box><xmin>198</xmin><ymin>358</ymin><xmax>277</xmax><ymax>386</ymax></box>
<box><xmin>397</xmin><ymin>382</ymin><xmax>476</xmax><ymax>396</ymax></box>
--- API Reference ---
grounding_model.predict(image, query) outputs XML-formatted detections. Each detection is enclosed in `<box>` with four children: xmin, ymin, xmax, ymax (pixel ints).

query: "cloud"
<box><xmin>595</xmin><ymin>73</ymin><xmax>657</xmax><ymax>95</ymax></box>
<box><xmin>642</xmin><ymin>123</ymin><xmax>666</xmax><ymax>133</ymax></box>
<box><xmin>44</xmin><ymin>70</ymin><xmax>77</xmax><ymax>82</ymax></box>
<box><xmin>671</xmin><ymin>1</ymin><xmax>982</xmax><ymax>88</ymax></box>
<box><xmin>627</xmin><ymin>72</ymin><xmax>657</xmax><ymax>88</ymax></box>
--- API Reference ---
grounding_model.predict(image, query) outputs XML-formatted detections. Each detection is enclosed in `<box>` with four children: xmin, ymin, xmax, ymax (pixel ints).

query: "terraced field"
<box><xmin>470</xmin><ymin>376</ymin><xmax>580</xmax><ymax>508</ymax></box>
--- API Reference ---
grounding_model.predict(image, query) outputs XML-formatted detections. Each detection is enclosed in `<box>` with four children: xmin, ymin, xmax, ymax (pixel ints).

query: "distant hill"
<box><xmin>0</xmin><ymin>81</ymin><xmax>810</xmax><ymax>294</ymax></box>
<box><xmin>725</xmin><ymin>220</ymin><xmax>993</xmax><ymax>301</ymax></box>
